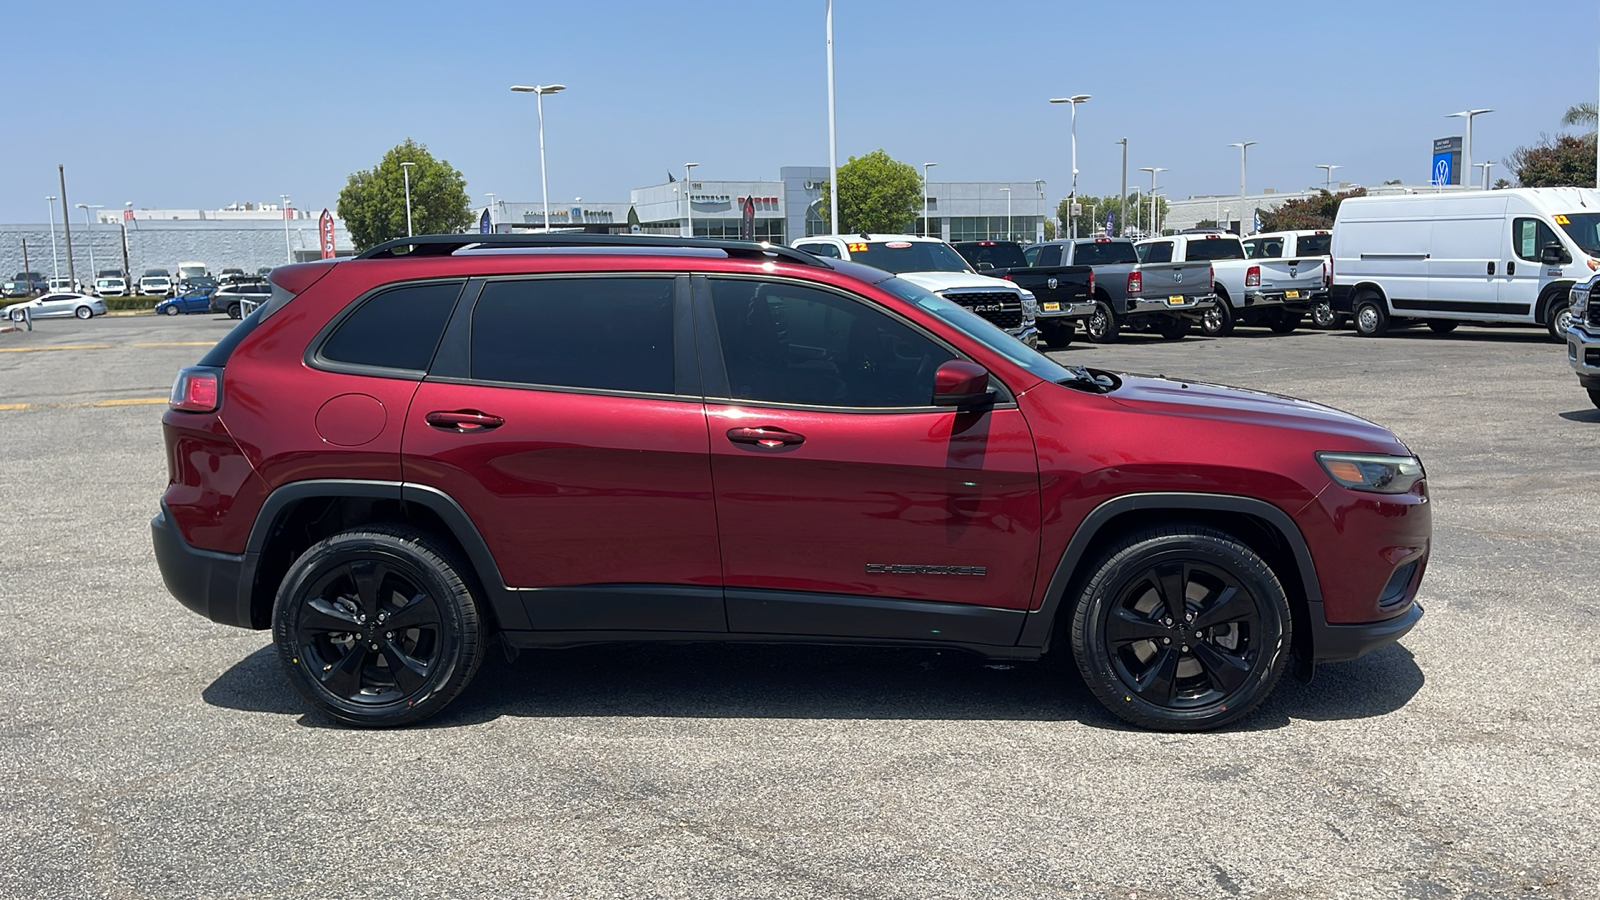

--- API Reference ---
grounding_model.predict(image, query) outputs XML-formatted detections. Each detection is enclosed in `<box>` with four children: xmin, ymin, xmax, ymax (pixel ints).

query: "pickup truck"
<box><xmin>1243</xmin><ymin>230</ymin><xmax>1336</xmax><ymax>327</ymax></box>
<box><xmin>1028</xmin><ymin>238</ymin><xmax>1216</xmax><ymax>342</ymax></box>
<box><xmin>952</xmin><ymin>240</ymin><xmax>1093</xmax><ymax>348</ymax></box>
<box><xmin>1139</xmin><ymin>231</ymin><xmax>1324</xmax><ymax>336</ymax></box>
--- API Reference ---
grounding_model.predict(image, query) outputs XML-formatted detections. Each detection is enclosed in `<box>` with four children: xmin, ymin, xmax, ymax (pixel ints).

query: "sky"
<box><xmin>4</xmin><ymin>0</ymin><xmax>1597</xmax><ymax>223</ymax></box>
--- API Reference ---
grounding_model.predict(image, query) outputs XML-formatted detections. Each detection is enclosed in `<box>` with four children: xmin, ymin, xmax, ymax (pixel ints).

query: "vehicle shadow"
<box><xmin>1559</xmin><ymin>407</ymin><xmax>1600</xmax><ymax>422</ymax></box>
<box><xmin>1330</xmin><ymin>328</ymin><xmax>1556</xmax><ymax>344</ymax></box>
<box><xmin>204</xmin><ymin>639</ymin><xmax>1425</xmax><ymax>733</ymax></box>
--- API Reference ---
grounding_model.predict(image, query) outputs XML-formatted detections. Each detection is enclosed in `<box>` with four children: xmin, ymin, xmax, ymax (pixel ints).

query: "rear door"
<box><xmin>403</xmin><ymin>274</ymin><xmax>725</xmax><ymax>632</ymax></box>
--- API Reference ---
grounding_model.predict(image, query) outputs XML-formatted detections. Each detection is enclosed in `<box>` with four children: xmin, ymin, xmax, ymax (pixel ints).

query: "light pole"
<box><xmin>1117</xmin><ymin>137</ymin><xmax>1128</xmax><ymax>237</ymax></box>
<box><xmin>1050</xmin><ymin>94</ymin><xmax>1091</xmax><ymax>238</ymax></box>
<box><xmin>922</xmin><ymin>162</ymin><xmax>936</xmax><ymax>237</ymax></box>
<box><xmin>1139</xmin><ymin>167</ymin><xmax>1165</xmax><ymax>237</ymax></box>
<box><xmin>280</xmin><ymin>195</ymin><xmax>293</xmax><ymax>263</ymax></box>
<box><xmin>1228</xmin><ymin>141</ymin><xmax>1257</xmax><ymax>234</ymax></box>
<box><xmin>1477</xmin><ymin>161</ymin><xmax>1496</xmax><ymax>190</ymax></box>
<box><xmin>684</xmin><ymin>162</ymin><xmax>699</xmax><ymax>237</ymax></box>
<box><xmin>510</xmin><ymin>83</ymin><xmax>567</xmax><ymax>230</ymax></box>
<box><xmin>999</xmin><ymin>187</ymin><xmax>1011</xmax><ymax>240</ymax></box>
<box><xmin>1151</xmin><ymin>188</ymin><xmax>1164</xmax><ymax>236</ymax></box>
<box><xmin>1315</xmin><ymin>164</ymin><xmax>1342</xmax><ymax>193</ymax></box>
<box><xmin>76</xmin><ymin>204</ymin><xmax>102</xmax><ymax>279</ymax></box>
<box><xmin>400</xmin><ymin>161</ymin><xmax>416</xmax><ymax>237</ymax></box>
<box><xmin>825</xmin><ymin>0</ymin><xmax>838</xmax><ymax>233</ymax></box>
<box><xmin>1447</xmin><ymin>109</ymin><xmax>1492</xmax><ymax>189</ymax></box>
<box><xmin>45</xmin><ymin>196</ymin><xmax>60</xmax><ymax>282</ymax></box>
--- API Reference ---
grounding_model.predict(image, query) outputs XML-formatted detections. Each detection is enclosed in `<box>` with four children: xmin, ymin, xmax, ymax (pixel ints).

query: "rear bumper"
<box><xmin>1247</xmin><ymin>288</ymin><xmax>1321</xmax><ymax>310</ymax></box>
<box><xmin>151</xmin><ymin>505</ymin><xmax>256</xmax><ymax>629</ymax></box>
<box><xmin>1125</xmin><ymin>293</ymin><xmax>1217</xmax><ymax>317</ymax></box>
<box><xmin>1309</xmin><ymin>602</ymin><xmax>1423</xmax><ymax>662</ymax></box>
<box><xmin>1037</xmin><ymin>300</ymin><xmax>1095</xmax><ymax>320</ymax></box>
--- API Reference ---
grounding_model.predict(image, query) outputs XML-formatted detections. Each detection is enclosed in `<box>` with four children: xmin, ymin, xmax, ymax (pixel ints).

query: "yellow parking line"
<box><xmin>0</xmin><ymin>403</ymin><xmax>28</xmax><ymax>411</ymax></box>
<box><xmin>133</xmin><ymin>342</ymin><xmax>215</xmax><ymax>347</ymax></box>
<box><xmin>87</xmin><ymin>397</ymin><xmax>168</xmax><ymax>407</ymax></box>
<box><xmin>0</xmin><ymin>344</ymin><xmax>112</xmax><ymax>353</ymax></box>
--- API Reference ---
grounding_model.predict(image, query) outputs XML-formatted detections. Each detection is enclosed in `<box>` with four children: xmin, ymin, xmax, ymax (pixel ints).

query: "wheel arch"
<box><xmin>1350</xmin><ymin>281</ymin><xmax>1389</xmax><ymax>308</ymax></box>
<box><xmin>1018</xmin><ymin>493</ymin><xmax>1322</xmax><ymax>664</ymax></box>
<box><xmin>1536</xmin><ymin>281</ymin><xmax>1576</xmax><ymax>324</ymax></box>
<box><xmin>239</xmin><ymin>480</ymin><xmax>522</xmax><ymax>632</ymax></box>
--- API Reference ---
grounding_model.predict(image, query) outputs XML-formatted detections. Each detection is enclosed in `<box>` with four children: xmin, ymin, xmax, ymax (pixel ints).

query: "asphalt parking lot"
<box><xmin>1</xmin><ymin>313</ymin><xmax>1596</xmax><ymax>899</ymax></box>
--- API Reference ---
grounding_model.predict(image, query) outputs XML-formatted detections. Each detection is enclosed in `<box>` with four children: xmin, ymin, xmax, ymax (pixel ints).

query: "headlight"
<box><xmin>1316</xmin><ymin>452</ymin><xmax>1425</xmax><ymax>494</ymax></box>
<box><xmin>1018</xmin><ymin>290</ymin><xmax>1037</xmax><ymax>316</ymax></box>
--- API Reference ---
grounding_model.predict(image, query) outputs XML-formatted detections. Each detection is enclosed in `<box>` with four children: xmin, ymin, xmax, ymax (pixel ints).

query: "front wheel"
<box><xmin>163</xmin><ymin>304</ymin><xmax>180</xmax><ymax>316</ymax></box>
<box><xmin>1085</xmin><ymin>301</ymin><xmax>1121</xmax><ymax>343</ymax></box>
<box><xmin>1200</xmin><ymin>297</ymin><xmax>1235</xmax><ymax>336</ymax></box>
<box><xmin>273</xmin><ymin>526</ymin><xmax>487</xmax><ymax>728</ymax></box>
<box><xmin>1547</xmin><ymin>293</ymin><xmax>1574</xmax><ymax>341</ymax></box>
<box><xmin>1038</xmin><ymin>319</ymin><xmax>1075</xmax><ymax>349</ymax></box>
<box><xmin>1069</xmin><ymin>525</ymin><xmax>1291</xmax><ymax>731</ymax></box>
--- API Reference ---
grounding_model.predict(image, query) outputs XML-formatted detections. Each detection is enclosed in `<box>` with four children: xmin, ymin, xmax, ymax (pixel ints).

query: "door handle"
<box><xmin>426</xmin><ymin>410</ymin><xmax>505</xmax><ymax>431</ymax></box>
<box><xmin>1507</xmin><ymin>260</ymin><xmax>1516</xmax><ymax>275</ymax></box>
<box><xmin>1487</xmin><ymin>261</ymin><xmax>1495</xmax><ymax>275</ymax></box>
<box><xmin>726</xmin><ymin>426</ymin><xmax>805</xmax><ymax>448</ymax></box>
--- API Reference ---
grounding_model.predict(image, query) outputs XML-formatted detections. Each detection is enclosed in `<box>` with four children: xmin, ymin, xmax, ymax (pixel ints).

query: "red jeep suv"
<box><xmin>152</xmin><ymin>234</ymin><xmax>1429</xmax><ymax>731</ymax></box>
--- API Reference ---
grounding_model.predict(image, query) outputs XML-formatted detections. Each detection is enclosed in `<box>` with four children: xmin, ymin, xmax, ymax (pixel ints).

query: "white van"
<box><xmin>1330</xmin><ymin>188</ymin><xmax>1599</xmax><ymax>338</ymax></box>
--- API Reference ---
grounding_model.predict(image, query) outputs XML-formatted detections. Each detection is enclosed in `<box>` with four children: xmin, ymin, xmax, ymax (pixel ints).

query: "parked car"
<box><xmin>1564</xmin><ymin>273</ymin><xmax>1600</xmax><ymax>407</ymax></box>
<box><xmin>209</xmin><ymin>282</ymin><xmax>270</xmax><ymax>318</ymax></box>
<box><xmin>4</xmin><ymin>272</ymin><xmax>47</xmax><ymax>297</ymax></box>
<box><xmin>952</xmin><ymin>240</ymin><xmax>1094</xmax><ymax>348</ymax></box>
<box><xmin>1029</xmin><ymin>238</ymin><xmax>1216</xmax><ymax>343</ymax></box>
<box><xmin>1138</xmin><ymin>231</ymin><xmax>1322</xmax><ymax>336</ymax></box>
<box><xmin>156</xmin><ymin>285</ymin><xmax>218</xmax><ymax>316</ymax></box>
<box><xmin>176</xmin><ymin>262</ymin><xmax>210</xmax><ymax>290</ymax></box>
<box><xmin>48</xmin><ymin>277</ymin><xmax>78</xmax><ymax>293</ymax></box>
<box><xmin>153</xmin><ymin>232</ymin><xmax>1429</xmax><ymax>732</ymax></box>
<box><xmin>1244</xmin><ymin>230</ymin><xmax>1336</xmax><ymax>327</ymax></box>
<box><xmin>3</xmin><ymin>292</ymin><xmax>106</xmax><ymax>321</ymax></box>
<box><xmin>793</xmin><ymin>234</ymin><xmax>1039</xmax><ymax>347</ymax></box>
<box><xmin>139</xmin><ymin>274</ymin><xmax>174</xmax><ymax>297</ymax></box>
<box><xmin>1331</xmin><ymin>187</ymin><xmax>1594</xmax><ymax>339</ymax></box>
<box><xmin>94</xmin><ymin>276</ymin><xmax>129</xmax><ymax>298</ymax></box>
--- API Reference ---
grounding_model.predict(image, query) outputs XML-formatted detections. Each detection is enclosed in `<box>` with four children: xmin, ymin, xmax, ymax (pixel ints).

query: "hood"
<box><xmin>1106</xmin><ymin>374</ymin><xmax>1408</xmax><ymax>450</ymax></box>
<box><xmin>898</xmin><ymin>270</ymin><xmax>1025</xmax><ymax>294</ymax></box>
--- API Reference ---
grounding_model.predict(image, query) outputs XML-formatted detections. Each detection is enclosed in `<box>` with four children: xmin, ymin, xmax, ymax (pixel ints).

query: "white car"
<box><xmin>4</xmin><ymin>292</ymin><xmax>107</xmax><ymax>321</ymax></box>
<box><xmin>791</xmin><ymin>233</ymin><xmax>1039</xmax><ymax>347</ymax></box>
<box><xmin>94</xmin><ymin>277</ymin><xmax>129</xmax><ymax>298</ymax></box>
<box><xmin>139</xmin><ymin>275</ymin><xmax>174</xmax><ymax>297</ymax></box>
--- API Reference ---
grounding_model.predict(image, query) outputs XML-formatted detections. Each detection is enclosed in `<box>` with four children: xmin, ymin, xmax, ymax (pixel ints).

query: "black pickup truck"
<box><xmin>952</xmin><ymin>240</ymin><xmax>1094</xmax><ymax>348</ymax></box>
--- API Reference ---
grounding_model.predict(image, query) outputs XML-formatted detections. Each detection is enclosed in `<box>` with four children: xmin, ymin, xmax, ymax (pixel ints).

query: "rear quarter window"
<box><xmin>317</xmin><ymin>281</ymin><xmax>464</xmax><ymax>373</ymax></box>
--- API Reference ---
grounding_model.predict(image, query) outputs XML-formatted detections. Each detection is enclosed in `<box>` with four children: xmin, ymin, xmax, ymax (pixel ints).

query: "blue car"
<box><xmin>156</xmin><ymin>286</ymin><xmax>218</xmax><ymax>316</ymax></box>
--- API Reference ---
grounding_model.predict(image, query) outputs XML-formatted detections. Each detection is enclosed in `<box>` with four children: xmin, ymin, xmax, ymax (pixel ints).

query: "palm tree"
<box><xmin>1563</xmin><ymin>102</ymin><xmax>1597</xmax><ymax>130</ymax></box>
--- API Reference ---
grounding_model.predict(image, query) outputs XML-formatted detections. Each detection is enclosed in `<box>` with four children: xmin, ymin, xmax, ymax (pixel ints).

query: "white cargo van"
<box><xmin>1330</xmin><ymin>188</ymin><xmax>1599</xmax><ymax>338</ymax></box>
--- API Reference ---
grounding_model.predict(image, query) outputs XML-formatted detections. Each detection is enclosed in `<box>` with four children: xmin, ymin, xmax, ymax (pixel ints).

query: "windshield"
<box><xmin>954</xmin><ymin>242</ymin><xmax>1029</xmax><ymax>270</ymax></box>
<box><xmin>850</xmin><ymin>240</ymin><xmax>973</xmax><ymax>275</ymax></box>
<box><xmin>1071</xmin><ymin>240</ymin><xmax>1139</xmax><ymax>265</ymax></box>
<box><xmin>1557</xmin><ymin>214</ymin><xmax>1600</xmax><ymax>255</ymax></box>
<box><xmin>877</xmin><ymin>277</ymin><xmax>1078</xmax><ymax>385</ymax></box>
<box><xmin>1183</xmin><ymin>237</ymin><xmax>1246</xmax><ymax>261</ymax></box>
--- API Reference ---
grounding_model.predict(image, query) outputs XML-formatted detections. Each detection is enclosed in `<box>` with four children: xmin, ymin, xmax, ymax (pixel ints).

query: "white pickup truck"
<box><xmin>1244</xmin><ymin>230</ymin><xmax>1335</xmax><ymax>327</ymax></box>
<box><xmin>1138</xmin><ymin>230</ymin><xmax>1325</xmax><ymax>335</ymax></box>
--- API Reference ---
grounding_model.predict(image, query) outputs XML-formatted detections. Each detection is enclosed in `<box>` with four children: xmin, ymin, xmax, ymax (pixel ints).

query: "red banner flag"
<box><xmin>319</xmin><ymin>209</ymin><xmax>336</xmax><ymax>259</ymax></box>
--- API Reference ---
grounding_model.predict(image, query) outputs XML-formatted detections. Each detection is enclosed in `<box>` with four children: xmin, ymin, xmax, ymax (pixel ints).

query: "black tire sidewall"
<box><xmin>1070</xmin><ymin>527</ymin><xmax>1290</xmax><ymax>731</ymax></box>
<box><xmin>1086</xmin><ymin>301</ymin><xmax>1119</xmax><ymax>343</ymax></box>
<box><xmin>1201</xmin><ymin>295</ymin><xmax>1234</xmax><ymax>336</ymax></box>
<box><xmin>1039</xmin><ymin>319</ymin><xmax>1073</xmax><ymax>348</ymax></box>
<box><xmin>1355</xmin><ymin>296</ymin><xmax>1389</xmax><ymax>336</ymax></box>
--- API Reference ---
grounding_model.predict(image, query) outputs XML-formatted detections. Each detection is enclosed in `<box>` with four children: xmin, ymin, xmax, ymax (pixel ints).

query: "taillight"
<box><xmin>1322</xmin><ymin>260</ymin><xmax>1330</xmax><ymax>287</ymax></box>
<box><xmin>1002</xmin><ymin>274</ymin><xmax>1013</xmax><ymax>280</ymax></box>
<box><xmin>1245</xmin><ymin>265</ymin><xmax>1261</xmax><ymax>287</ymax></box>
<box><xmin>1209</xmin><ymin>265</ymin><xmax>1215</xmax><ymax>288</ymax></box>
<box><xmin>1087</xmin><ymin>270</ymin><xmax>1095</xmax><ymax>294</ymax></box>
<box><xmin>170</xmin><ymin>366</ymin><xmax>222</xmax><ymax>413</ymax></box>
<box><xmin>1127</xmin><ymin>270</ymin><xmax>1142</xmax><ymax>294</ymax></box>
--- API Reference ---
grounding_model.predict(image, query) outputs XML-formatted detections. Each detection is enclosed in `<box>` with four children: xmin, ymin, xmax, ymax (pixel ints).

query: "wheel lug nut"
<box><xmin>1163</xmin><ymin>618</ymin><xmax>1172</xmax><ymax>626</ymax></box>
<box><xmin>369</xmin><ymin>642</ymin><xmax>379</xmax><ymax>650</ymax></box>
<box><xmin>385</xmin><ymin>632</ymin><xmax>393</xmax><ymax>640</ymax></box>
<box><xmin>1162</xmin><ymin>638</ymin><xmax>1171</xmax><ymax>645</ymax></box>
<box><xmin>1181</xmin><ymin>644</ymin><xmax>1189</xmax><ymax>652</ymax></box>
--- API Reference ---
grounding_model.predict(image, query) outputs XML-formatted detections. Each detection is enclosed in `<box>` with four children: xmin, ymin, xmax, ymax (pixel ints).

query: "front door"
<box><xmin>1501</xmin><ymin>216</ymin><xmax>1563</xmax><ymax>317</ymax></box>
<box><xmin>697</xmin><ymin>276</ymin><xmax>1040</xmax><ymax>646</ymax></box>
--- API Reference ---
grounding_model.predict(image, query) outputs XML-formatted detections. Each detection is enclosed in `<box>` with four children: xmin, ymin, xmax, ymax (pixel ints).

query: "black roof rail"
<box><xmin>353</xmin><ymin>233</ymin><xmax>828</xmax><ymax>267</ymax></box>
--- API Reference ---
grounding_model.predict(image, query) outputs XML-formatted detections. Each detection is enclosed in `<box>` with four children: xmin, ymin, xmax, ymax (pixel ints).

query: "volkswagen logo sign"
<box><xmin>1174</xmin><ymin>271</ymin><xmax>1183</xmax><ymax>283</ymax></box>
<box><xmin>1046</xmin><ymin>276</ymin><xmax>1058</xmax><ymax>289</ymax></box>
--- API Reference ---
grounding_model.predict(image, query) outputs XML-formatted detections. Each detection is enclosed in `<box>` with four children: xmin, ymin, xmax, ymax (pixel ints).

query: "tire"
<box><xmin>163</xmin><ymin>304</ymin><xmax>180</xmax><ymax>316</ymax></box>
<box><xmin>1546</xmin><ymin>292</ymin><xmax>1574</xmax><ymax>341</ymax></box>
<box><xmin>1069</xmin><ymin>524</ymin><xmax>1291</xmax><ymax>731</ymax></box>
<box><xmin>1200</xmin><ymin>294</ymin><xmax>1235</xmax><ymax>336</ymax></box>
<box><xmin>1085</xmin><ymin>300</ymin><xmax>1121</xmax><ymax>343</ymax></box>
<box><xmin>75</xmin><ymin>305</ymin><xmax>92</xmax><ymax>319</ymax></box>
<box><xmin>272</xmin><ymin>526</ymin><xmax>487</xmax><ymax>728</ymax></box>
<box><xmin>1038</xmin><ymin>319</ymin><xmax>1075</xmax><ymax>349</ymax></box>
<box><xmin>1354</xmin><ymin>295</ymin><xmax>1390</xmax><ymax>337</ymax></box>
<box><xmin>226</xmin><ymin>302</ymin><xmax>241</xmax><ymax>319</ymax></box>
<box><xmin>1156</xmin><ymin>318</ymin><xmax>1190</xmax><ymax>341</ymax></box>
<box><xmin>1310</xmin><ymin>300</ymin><xmax>1336</xmax><ymax>329</ymax></box>
<box><xmin>1590</xmin><ymin>388</ymin><xmax>1600</xmax><ymax>409</ymax></box>
<box><xmin>1427</xmin><ymin>320</ymin><xmax>1458</xmax><ymax>334</ymax></box>
<box><xmin>8</xmin><ymin>310</ymin><xmax>20</xmax><ymax>323</ymax></box>
<box><xmin>1268</xmin><ymin>311</ymin><xmax>1301</xmax><ymax>334</ymax></box>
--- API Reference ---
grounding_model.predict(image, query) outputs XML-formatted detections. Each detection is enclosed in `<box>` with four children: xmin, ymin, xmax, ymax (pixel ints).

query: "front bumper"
<box><xmin>1310</xmin><ymin>602</ymin><xmax>1423</xmax><ymax>662</ymax></box>
<box><xmin>1567</xmin><ymin>324</ymin><xmax>1600</xmax><ymax>387</ymax></box>
<box><xmin>151</xmin><ymin>505</ymin><xmax>256</xmax><ymax>628</ymax></box>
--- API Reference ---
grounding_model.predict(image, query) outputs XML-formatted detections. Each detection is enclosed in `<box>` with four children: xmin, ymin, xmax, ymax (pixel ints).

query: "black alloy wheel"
<box><xmin>273</xmin><ymin>527</ymin><xmax>485</xmax><ymax>727</ymax></box>
<box><xmin>1070</xmin><ymin>525</ymin><xmax>1290</xmax><ymax>731</ymax></box>
<box><xmin>1200</xmin><ymin>295</ymin><xmax>1235</xmax><ymax>336</ymax></box>
<box><xmin>1085</xmin><ymin>301</ymin><xmax>1120</xmax><ymax>343</ymax></box>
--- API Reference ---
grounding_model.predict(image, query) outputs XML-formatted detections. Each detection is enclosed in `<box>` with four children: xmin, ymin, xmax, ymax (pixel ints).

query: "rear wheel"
<box><xmin>1038</xmin><ymin>319</ymin><xmax>1075</xmax><ymax>349</ymax></box>
<box><xmin>1268</xmin><ymin>311</ymin><xmax>1301</xmax><ymax>334</ymax></box>
<box><xmin>1546</xmin><ymin>292</ymin><xmax>1574</xmax><ymax>341</ymax></box>
<box><xmin>1200</xmin><ymin>295</ymin><xmax>1235</xmax><ymax>336</ymax></box>
<box><xmin>1156</xmin><ymin>318</ymin><xmax>1191</xmax><ymax>341</ymax></box>
<box><xmin>226</xmin><ymin>302</ymin><xmax>241</xmax><ymax>319</ymax></box>
<box><xmin>1354</xmin><ymin>295</ymin><xmax>1390</xmax><ymax>337</ymax></box>
<box><xmin>1310</xmin><ymin>300</ymin><xmax>1336</xmax><ymax>329</ymax></box>
<box><xmin>1069</xmin><ymin>525</ymin><xmax>1291</xmax><ymax>731</ymax></box>
<box><xmin>273</xmin><ymin>526</ymin><xmax>486</xmax><ymax>728</ymax></box>
<box><xmin>1427</xmin><ymin>320</ymin><xmax>1458</xmax><ymax>334</ymax></box>
<box><xmin>1085</xmin><ymin>301</ymin><xmax>1121</xmax><ymax>343</ymax></box>
<box><xmin>75</xmin><ymin>305</ymin><xmax>92</xmax><ymax>319</ymax></box>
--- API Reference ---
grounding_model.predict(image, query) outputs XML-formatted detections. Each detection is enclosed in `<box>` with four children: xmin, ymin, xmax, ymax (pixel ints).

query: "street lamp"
<box><xmin>999</xmin><ymin>187</ymin><xmax>1011</xmax><ymax>240</ymax></box>
<box><xmin>922</xmin><ymin>162</ymin><xmax>936</xmax><ymax>237</ymax></box>
<box><xmin>1138</xmin><ymin>167</ymin><xmax>1166</xmax><ymax>237</ymax></box>
<box><xmin>1116</xmin><ymin>137</ymin><xmax>1128</xmax><ymax>237</ymax></box>
<box><xmin>1228</xmin><ymin>141</ymin><xmax>1258</xmax><ymax>233</ymax></box>
<box><xmin>75</xmin><ymin>204</ymin><xmax>102</xmax><ymax>278</ymax></box>
<box><xmin>510</xmin><ymin>83</ymin><xmax>566</xmax><ymax>230</ymax></box>
<box><xmin>1477</xmin><ymin>161</ymin><xmax>1496</xmax><ymax>190</ymax></box>
<box><xmin>684</xmin><ymin>162</ymin><xmax>699</xmax><ymax>237</ymax></box>
<box><xmin>1315</xmin><ymin>163</ymin><xmax>1342</xmax><ymax>193</ymax></box>
<box><xmin>825</xmin><ymin>0</ymin><xmax>839</xmax><ymax>234</ymax></box>
<box><xmin>45</xmin><ymin>196</ymin><xmax>60</xmax><ymax>282</ymax></box>
<box><xmin>280</xmin><ymin>194</ymin><xmax>293</xmax><ymax>263</ymax></box>
<box><xmin>400</xmin><ymin>161</ymin><xmax>415</xmax><ymax>237</ymax></box>
<box><xmin>1050</xmin><ymin>94</ymin><xmax>1091</xmax><ymax>238</ymax></box>
<box><xmin>1447</xmin><ymin>109</ymin><xmax>1492</xmax><ymax>189</ymax></box>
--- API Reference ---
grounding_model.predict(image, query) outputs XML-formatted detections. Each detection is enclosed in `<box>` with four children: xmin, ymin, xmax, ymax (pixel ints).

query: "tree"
<box><xmin>1058</xmin><ymin>194</ymin><xmax>1164</xmax><ymax>238</ymax></box>
<box><xmin>1382</xmin><ymin>179</ymin><xmax>1403</xmax><ymax>186</ymax></box>
<box><xmin>1505</xmin><ymin>133</ymin><xmax>1596</xmax><ymax>188</ymax></box>
<box><xmin>1563</xmin><ymin>102</ymin><xmax>1597</xmax><ymax>129</ymax></box>
<box><xmin>815</xmin><ymin>149</ymin><xmax>922</xmax><ymax>233</ymax></box>
<box><xmin>1042</xmin><ymin>219</ymin><xmax>1057</xmax><ymax>241</ymax></box>
<box><xmin>1493</xmin><ymin>177</ymin><xmax>1512</xmax><ymax>190</ymax></box>
<box><xmin>1258</xmin><ymin>188</ymin><xmax>1368</xmax><ymax>232</ymax></box>
<box><xmin>337</xmin><ymin>138</ymin><xmax>473</xmax><ymax>251</ymax></box>
<box><xmin>1194</xmin><ymin>218</ymin><xmax>1219</xmax><ymax>229</ymax></box>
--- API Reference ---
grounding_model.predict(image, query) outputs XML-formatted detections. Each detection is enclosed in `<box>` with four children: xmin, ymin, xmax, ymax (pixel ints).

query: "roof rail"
<box><xmin>354</xmin><ymin>233</ymin><xmax>828</xmax><ymax>267</ymax></box>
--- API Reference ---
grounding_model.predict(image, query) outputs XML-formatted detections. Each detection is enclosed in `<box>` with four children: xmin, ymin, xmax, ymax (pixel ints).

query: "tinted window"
<box><xmin>1071</xmin><ymin>240</ymin><xmax>1139</xmax><ymax>265</ymax></box>
<box><xmin>954</xmin><ymin>242</ymin><xmax>1028</xmax><ymax>270</ymax></box>
<box><xmin>1296</xmin><ymin>234</ymin><xmax>1331</xmax><ymax>256</ymax></box>
<box><xmin>709</xmin><ymin>279</ymin><xmax>954</xmax><ymax>408</ymax></box>
<box><xmin>1138</xmin><ymin>241</ymin><xmax>1174</xmax><ymax>263</ymax></box>
<box><xmin>1512</xmin><ymin>217</ymin><xmax>1561</xmax><ymax>262</ymax></box>
<box><xmin>797</xmin><ymin>242</ymin><xmax>842</xmax><ymax>259</ymax></box>
<box><xmin>471</xmin><ymin>277</ymin><xmax>675</xmax><ymax>394</ymax></box>
<box><xmin>1036</xmin><ymin>244</ymin><xmax>1062</xmax><ymax>266</ymax></box>
<box><xmin>1182</xmin><ymin>237</ymin><xmax>1247</xmax><ymax>261</ymax></box>
<box><xmin>320</xmin><ymin>281</ymin><xmax>462</xmax><ymax>372</ymax></box>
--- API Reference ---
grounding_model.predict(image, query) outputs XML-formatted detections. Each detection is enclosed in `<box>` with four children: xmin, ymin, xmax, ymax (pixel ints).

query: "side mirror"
<box><xmin>1541</xmin><ymin>242</ymin><xmax>1571</xmax><ymax>266</ymax></box>
<box><xmin>932</xmin><ymin>360</ymin><xmax>995</xmax><ymax>407</ymax></box>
